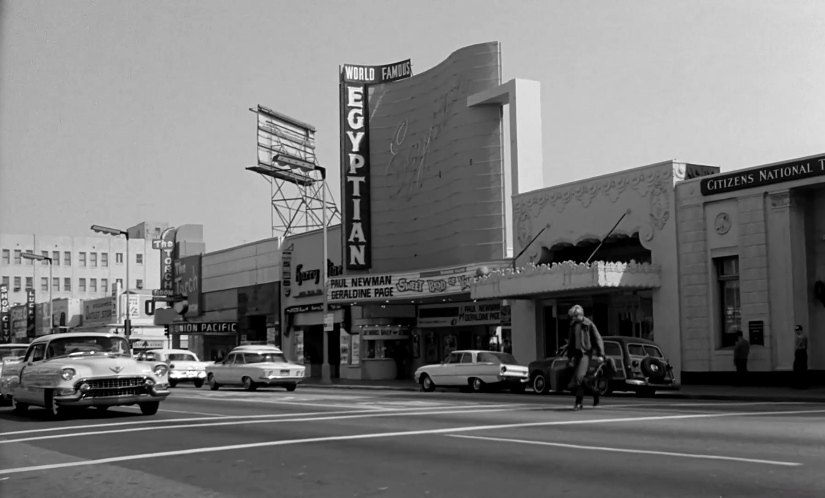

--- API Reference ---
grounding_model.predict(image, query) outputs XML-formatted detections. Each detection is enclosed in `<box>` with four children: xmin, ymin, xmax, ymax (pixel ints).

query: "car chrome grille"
<box><xmin>76</xmin><ymin>377</ymin><xmax>150</xmax><ymax>398</ymax></box>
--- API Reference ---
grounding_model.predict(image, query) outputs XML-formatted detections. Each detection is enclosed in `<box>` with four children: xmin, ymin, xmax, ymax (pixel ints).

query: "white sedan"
<box><xmin>414</xmin><ymin>350</ymin><xmax>529</xmax><ymax>393</ymax></box>
<box><xmin>142</xmin><ymin>348</ymin><xmax>207</xmax><ymax>388</ymax></box>
<box><xmin>206</xmin><ymin>344</ymin><xmax>305</xmax><ymax>392</ymax></box>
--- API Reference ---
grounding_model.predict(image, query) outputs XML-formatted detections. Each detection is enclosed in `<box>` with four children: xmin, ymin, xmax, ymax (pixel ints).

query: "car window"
<box><xmin>261</xmin><ymin>353</ymin><xmax>287</xmax><ymax>363</ymax></box>
<box><xmin>445</xmin><ymin>352</ymin><xmax>461</xmax><ymax>364</ymax></box>
<box><xmin>0</xmin><ymin>347</ymin><xmax>27</xmax><ymax>360</ymax></box>
<box><xmin>460</xmin><ymin>352</ymin><xmax>474</xmax><ymax>364</ymax></box>
<box><xmin>604</xmin><ymin>342</ymin><xmax>622</xmax><ymax>356</ymax></box>
<box><xmin>48</xmin><ymin>337</ymin><xmax>130</xmax><ymax>357</ymax></box>
<box><xmin>643</xmin><ymin>345</ymin><xmax>664</xmax><ymax>358</ymax></box>
<box><xmin>627</xmin><ymin>344</ymin><xmax>646</xmax><ymax>356</ymax></box>
<box><xmin>28</xmin><ymin>344</ymin><xmax>46</xmax><ymax>362</ymax></box>
<box><xmin>244</xmin><ymin>353</ymin><xmax>265</xmax><ymax>364</ymax></box>
<box><xmin>169</xmin><ymin>353</ymin><xmax>198</xmax><ymax>361</ymax></box>
<box><xmin>230</xmin><ymin>353</ymin><xmax>243</xmax><ymax>365</ymax></box>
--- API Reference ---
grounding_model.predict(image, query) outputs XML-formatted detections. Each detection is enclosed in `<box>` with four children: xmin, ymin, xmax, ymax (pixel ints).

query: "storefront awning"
<box><xmin>471</xmin><ymin>261</ymin><xmax>661</xmax><ymax>299</ymax></box>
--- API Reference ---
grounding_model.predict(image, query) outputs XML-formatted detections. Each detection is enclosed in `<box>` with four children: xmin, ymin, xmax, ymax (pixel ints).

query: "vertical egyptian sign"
<box><xmin>152</xmin><ymin>227</ymin><xmax>176</xmax><ymax>297</ymax></box>
<box><xmin>339</xmin><ymin>59</ymin><xmax>412</xmax><ymax>270</ymax></box>
<box><xmin>0</xmin><ymin>285</ymin><xmax>10</xmax><ymax>342</ymax></box>
<box><xmin>26</xmin><ymin>289</ymin><xmax>35</xmax><ymax>339</ymax></box>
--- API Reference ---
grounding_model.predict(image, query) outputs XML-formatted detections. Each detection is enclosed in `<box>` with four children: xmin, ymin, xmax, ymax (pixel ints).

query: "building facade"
<box><xmin>675</xmin><ymin>153</ymin><xmax>825</xmax><ymax>382</ymax></box>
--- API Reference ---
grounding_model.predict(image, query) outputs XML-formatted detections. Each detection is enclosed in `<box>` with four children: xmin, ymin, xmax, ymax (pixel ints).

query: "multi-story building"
<box><xmin>0</xmin><ymin>221</ymin><xmax>171</xmax><ymax>341</ymax></box>
<box><xmin>1</xmin><ymin>221</ymin><xmax>169</xmax><ymax>306</ymax></box>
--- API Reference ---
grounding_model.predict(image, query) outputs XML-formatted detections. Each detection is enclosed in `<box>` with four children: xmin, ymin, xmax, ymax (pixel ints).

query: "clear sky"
<box><xmin>1</xmin><ymin>0</ymin><xmax>823</xmax><ymax>251</ymax></box>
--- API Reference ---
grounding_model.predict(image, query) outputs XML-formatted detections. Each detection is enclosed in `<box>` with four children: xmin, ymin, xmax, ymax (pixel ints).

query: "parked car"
<box><xmin>414</xmin><ymin>350</ymin><xmax>529</xmax><ymax>393</ymax></box>
<box><xmin>140</xmin><ymin>348</ymin><xmax>207</xmax><ymax>388</ymax></box>
<box><xmin>206</xmin><ymin>344</ymin><xmax>305</xmax><ymax>392</ymax></box>
<box><xmin>528</xmin><ymin>336</ymin><xmax>680</xmax><ymax>397</ymax></box>
<box><xmin>0</xmin><ymin>332</ymin><xmax>170</xmax><ymax>417</ymax></box>
<box><xmin>0</xmin><ymin>343</ymin><xmax>29</xmax><ymax>404</ymax></box>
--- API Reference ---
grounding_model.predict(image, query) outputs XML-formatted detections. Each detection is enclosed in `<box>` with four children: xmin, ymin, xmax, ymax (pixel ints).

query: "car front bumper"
<box><xmin>623</xmin><ymin>377</ymin><xmax>681</xmax><ymax>390</ymax></box>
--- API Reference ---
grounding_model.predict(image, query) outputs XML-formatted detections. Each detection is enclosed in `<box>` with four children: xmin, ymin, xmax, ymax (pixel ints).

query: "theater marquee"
<box><xmin>339</xmin><ymin>59</ymin><xmax>412</xmax><ymax>270</ymax></box>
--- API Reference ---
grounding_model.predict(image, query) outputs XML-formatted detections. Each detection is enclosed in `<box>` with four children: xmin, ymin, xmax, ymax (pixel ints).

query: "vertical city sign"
<box><xmin>26</xmin><ymin>289</ymin><xmax>35</xmax><ymax>339</ymax></box>
<box><xmin>339</xmin><ymin>59</ymin><xmax>412</xmax><ymax>270</ymax></box>
<box><xmin>152</xmin><ymin>227</ymin><xmax>176</xmax><ymax>297</ymax></box>
<box><xmin>0</xmin><ymin>285</ymin><xmax>9</xmax><ymax>342</ymax></box>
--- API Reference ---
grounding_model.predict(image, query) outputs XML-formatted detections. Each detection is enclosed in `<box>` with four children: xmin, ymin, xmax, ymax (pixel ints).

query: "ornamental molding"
<box><xmin>471</xmin><ymin>260</ymin><xmax>661</xmax><ymax>300</ymax></box>
<box><xmin>514</xmin><ymin>166</ymin><xmax>677</xmax><ymax>248</ymax></box>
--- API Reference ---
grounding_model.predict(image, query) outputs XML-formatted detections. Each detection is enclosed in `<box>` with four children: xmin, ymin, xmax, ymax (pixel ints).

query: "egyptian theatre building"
<box><xmin>287</xmin><ymin>41</ymin><xmax>542</xmax><ymax>380</ymax></box>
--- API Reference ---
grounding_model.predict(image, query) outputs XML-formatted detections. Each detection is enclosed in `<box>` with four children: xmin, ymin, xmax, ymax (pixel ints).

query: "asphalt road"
<box><xmin>1</xmin><ymin>386</ymin><xmax>823</xmax><ymax>498</ymax></box>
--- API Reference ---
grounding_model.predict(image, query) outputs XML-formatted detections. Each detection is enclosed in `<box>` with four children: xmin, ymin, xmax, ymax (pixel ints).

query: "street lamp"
<box><xmin>91</xmin><ymin>224</ymin><xmax>131</xmax><ymax>337</ymax></box>
<box><xmin>21</xmin><ymin>252</ymin><xmax>53</xmax><ymax>333</ymax></box>
<box><xmin>319</xmin><ymin>165</ymin><xmax>331</xmax><ymax>385</ymax></box>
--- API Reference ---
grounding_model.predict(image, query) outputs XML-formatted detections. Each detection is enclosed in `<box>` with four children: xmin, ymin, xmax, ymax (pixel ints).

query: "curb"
<box><xmin>301</xmin><ymin>383</ymin><xmax>825</xmax><ymax>402</ymax></box>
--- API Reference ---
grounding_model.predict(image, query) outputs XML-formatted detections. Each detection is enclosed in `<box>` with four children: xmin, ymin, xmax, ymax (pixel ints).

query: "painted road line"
<box><xmin>448</xmin><ymin>434</ymin><xmax>802</xmax><ymax>467</ymax></box>
<box><xmin>2</xmin><ymin>408</ymin><xmax>824</xmax><ymax>475</ymax></box>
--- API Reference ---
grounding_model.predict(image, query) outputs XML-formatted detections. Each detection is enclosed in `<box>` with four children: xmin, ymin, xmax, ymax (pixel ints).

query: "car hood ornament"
<box><xmin>109</xmin><ymin>365</ymin><xmax>124</xmax><ymax>373</ymax></box>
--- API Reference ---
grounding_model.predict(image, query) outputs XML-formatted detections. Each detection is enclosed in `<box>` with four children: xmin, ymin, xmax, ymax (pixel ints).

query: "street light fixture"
<box><xmin>90</xmin><ymin>224</ymin><xmax>131</xmax><ymax>337</ymax></box>
<box><xmin>21</xmin><ymin>252</ymin><xmax>53</xmax><ymax>333</ymax></box>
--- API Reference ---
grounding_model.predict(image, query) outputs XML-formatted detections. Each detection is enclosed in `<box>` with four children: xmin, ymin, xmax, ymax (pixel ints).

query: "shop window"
<box><xmin>715</xmin><ymin>255</ymin><xmax>741</xmax><ymax>348</ymax></box>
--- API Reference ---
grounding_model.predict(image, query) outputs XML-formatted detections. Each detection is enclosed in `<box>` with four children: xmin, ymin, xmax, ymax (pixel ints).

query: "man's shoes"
<box><xmin>593</xmin><ymin>397</ymin><xmax>600</xmax><ymax>407</ymax></box>
<box><xmin>573</xmin><ymin>403</ymin><xmax>583</xmax><ymax>411</ymax></box>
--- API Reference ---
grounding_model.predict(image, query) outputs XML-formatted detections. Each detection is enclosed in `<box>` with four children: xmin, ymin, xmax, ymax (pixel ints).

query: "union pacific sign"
<box><xmin>339</xmin><ymin>59</ymin><xmax>412</xmax><ymax>270</ymax></box>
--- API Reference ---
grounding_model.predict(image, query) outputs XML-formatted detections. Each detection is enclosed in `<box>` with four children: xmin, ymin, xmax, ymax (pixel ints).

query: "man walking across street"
<box><xmin>566</xmin><ymin>304</ymin><xmax>605</xmax><ymax>411</ymax></box>
<box><xmin>793</xmin><ymin>324</ymin><xmax>808</xmax><ymax>388</ymax></box>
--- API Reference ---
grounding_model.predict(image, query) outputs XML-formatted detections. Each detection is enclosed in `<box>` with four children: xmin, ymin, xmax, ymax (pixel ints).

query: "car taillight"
<box><xmin>500</xmin><ymin>366</ymin><xmax>507</xmax><ymax>374</ymax></box>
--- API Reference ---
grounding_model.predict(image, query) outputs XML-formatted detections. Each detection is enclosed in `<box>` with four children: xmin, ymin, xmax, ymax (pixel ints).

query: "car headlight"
<box><xmin>153</xmin><ymin>364</ymin><xmax>169</xmax><ymax>377</ymax></box>
<box><xmin>500</xmin><ymin>366</ymin><xmax>508</xmax><ymax>374</ymax></box>
<box><xmin>263</xmin><ymin>369</ymin><xmax>274</xmax><ymax>376</ymax></box>
<box><xmin>60</xmin><ymin>368</ymin><xmax>76</xmax><ymax>381</ymax></box>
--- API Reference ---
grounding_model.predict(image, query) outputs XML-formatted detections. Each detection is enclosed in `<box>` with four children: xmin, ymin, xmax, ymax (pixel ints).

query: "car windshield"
<box><xmin>168</xmin><ymin>353</ymin><xmax>198</xmax><ymax>361</ymax></box>
<box><xmin>0</xmin><ymin>347</ymin><xmax>27</xmax><ymax>360</ymax></box>
<box><xmin>243</xmin><ymin>352</ymin><xmax>287</xmax><ymax>364</ymax></box>
<box><xmin>477</xmin><ymin>352</ymin><xmax>518</xmax><ymax>364</ymax></box>
<box><xmin>46</xmin><ymin>336</ymin><xmax>131</xmax><ymax>358</ymax></box>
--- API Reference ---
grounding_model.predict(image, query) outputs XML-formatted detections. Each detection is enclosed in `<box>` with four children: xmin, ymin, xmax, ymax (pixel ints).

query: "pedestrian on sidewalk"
<box><xmin>793</xmin><ymin>324</ymin><xmax>808</xmax><ymax>388</ymax></box>
<box><xmin>733</xmin><ymin>330</ymin><xmax>750</xmax><ymax>384</ymax></box>
<box><xmin>566</xmin><ymin>304</ymin><xmax>605</xmax><ymax>411</ymax></box>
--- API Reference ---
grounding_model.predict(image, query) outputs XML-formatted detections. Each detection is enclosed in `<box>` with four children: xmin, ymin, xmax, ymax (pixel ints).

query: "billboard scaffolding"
<box><xmin>246</xmin><ymin>105</ymin><xmax>340</xmax><ymax>239</ymax></box>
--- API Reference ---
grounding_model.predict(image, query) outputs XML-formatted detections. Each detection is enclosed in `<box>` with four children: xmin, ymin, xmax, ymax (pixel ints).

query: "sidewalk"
<box><xmin>301</xmin><ymin>378</ymin><xmax>825</xmax><ymax>403</ymax></box>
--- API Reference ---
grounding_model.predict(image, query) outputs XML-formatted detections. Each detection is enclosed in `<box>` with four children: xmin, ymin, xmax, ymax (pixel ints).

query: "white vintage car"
<box><xmin>0</xmin><ymin>343</ymin><xmax>29</xmax><ymax>404</ymax></box>
<box><xmin>206</xmin><ymin>344</ymin><xmax>305</xmax><ymax>391</ymax></box>
<box><xmin>141</xmin><ymin>348</ymin><xmax>207</xmax><ymax>388</ymax></box>
<box><xmin>414</xmin><ymin>350</ymin><xmax>529</xmax><ymax>393</ymax></box>
<box><xmin>0</xmin><ymin>332</ymin><xmax>170</xmax><ymax>418</ymax></box>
